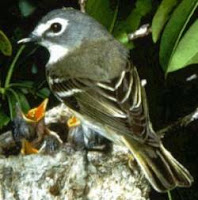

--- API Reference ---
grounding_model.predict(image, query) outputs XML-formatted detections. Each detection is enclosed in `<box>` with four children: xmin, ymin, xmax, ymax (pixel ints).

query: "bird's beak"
<box><xmin>18</xmin><ymin>34</ymin><xmax>40</xmax><ymax>44</ymax></box>
<box><xmin>22</xmin><ymin>98</ymin><xmax>49</xmax><ymax>123</ymax></box>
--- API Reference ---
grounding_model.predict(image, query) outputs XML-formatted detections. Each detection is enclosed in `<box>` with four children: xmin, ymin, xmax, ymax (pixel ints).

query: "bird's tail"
<box><xmin>122</xmin><ymin>136</ymin><xmax>193</xmax><ymax>192</ymax></box>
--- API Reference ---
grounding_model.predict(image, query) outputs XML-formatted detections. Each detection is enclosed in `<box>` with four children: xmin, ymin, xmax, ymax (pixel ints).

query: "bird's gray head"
<box><xmin>18</xmin><ymin>8</ymin><xmax>111</xmax><ymax>65</ymax></box>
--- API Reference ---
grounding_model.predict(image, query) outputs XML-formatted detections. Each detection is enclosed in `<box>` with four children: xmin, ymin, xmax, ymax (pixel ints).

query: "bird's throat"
<box><xmin>45</xmin><ymin>43</ymin><xmax>69</xmax><ymax>65</ymax></box>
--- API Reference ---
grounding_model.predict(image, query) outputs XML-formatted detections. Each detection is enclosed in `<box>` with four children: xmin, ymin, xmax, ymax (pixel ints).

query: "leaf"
<box><xmin>113</xmin><ymin>0</ymin><xmax>151</xmax><ymax>48</ymax></box>
<box><xmin>114</xmin><ymin>0</ymin><xmax>152</xmax><ymax>35</ymax></box>
<box><xmin>6</xmin><ymin>91</ymin><xmax>18</xmax><ymax>119</ymax></box>
<box><xmin>152</xmin><ymin>0</ymin><xmax>179</xmax><ymax>43</ymax></box>
<box><xmin>18</xmin><ymin>91</ymin><xmax>30</xmax><ymax>113</ymax></box>
<box><xmin>31</xmin><ymin>64</ymin><xmax>38</xmax><ymax>74</ymax></box>
<box><xmin>115</xmin><ymin>32</ymin><xmax>135</xmax><ymax>49</ymax></box>
<box><xmin>159</xmin><ymin>0</ymin><xmax>198</xmax><ymax>73</ymax></box>
<box><xmin>126</xmin><ymin>0</ymin><xmax>152</xmax><ymax>31</ymax></box>
<box><xmin>36</xmin><ymin>87</ymin><xmax>51</xmax><ymax>98</ymax></box>
<box><xmin>9</xmin><ymin>81</ymin><xmax>34</xmax><ymax>89</ymax></box>
<box><xmin>85</xmin><ymin>0</ymin><xmax>115</xmax><ymax>30</ymax></box>
<box><xmin>167</xmin><ymin>20</ymin><xmax>198</xmax><ymax>72</ymax></box>
<box><xmin>19</xmin><ymin>0</ymin><xmax>36</xmax><ymax>17</ymax></box>
<box><xmin>0</xmin><ymin>108</ymin><xmax>10</xmax><ymax>129</ymax></box>
<box><xmin>0</xmin><ymin>30</ymin><xmax>12</xmax><ymax>56</ymax></box>
<box><xmin>116</xmin><ymin>32</ymin><xmax>129</xmax><ymax>45</ymax></box>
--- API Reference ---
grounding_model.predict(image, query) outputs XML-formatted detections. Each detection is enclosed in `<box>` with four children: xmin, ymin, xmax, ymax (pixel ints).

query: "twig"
<box><xmin>79</xmin><ymin>0</ymin><xmax>86</xmax><ymax>13</ymax></box>
<box><xmin>128</xmin><ymin>24</ymin><xmax>151</xmax><ymax>41</ymax></box>
<box><xmin>157</xmin><ymin>107</ymin><xmax>198</xmax><ymax>137</ymax></box>
<box><xmin>5</xmin><ymin>45</ymin><xmax>25</xmax><ymax>88</ymax></box>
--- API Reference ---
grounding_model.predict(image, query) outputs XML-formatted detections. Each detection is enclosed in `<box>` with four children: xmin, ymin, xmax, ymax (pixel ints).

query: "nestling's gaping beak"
<box><xmin>18</xmin><ymin>34</ymin><xmax>40</xmax><ymax>44</ymax></box>
<box><xmin>22</xmin><ymin>98</ymin><xmax>49</xmax><ymax>123</ymax></box>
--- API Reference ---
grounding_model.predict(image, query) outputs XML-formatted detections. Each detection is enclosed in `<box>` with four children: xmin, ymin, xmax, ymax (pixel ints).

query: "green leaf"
<box><xmin>115</xmin><ymin>32</ymin><xmax>135</xmax><ymax>49</ymax></box>
<box><xmin>9</xmin><ymin>81</ymin><xmax>34</xmax><ymax>88</ymax></box>
<box><xmin>85</xmin><ymin>0</ymin><xmax>115</xmax><ymax>30</ymax></box>
<box><xmin>31</xmin><ymin>64</ymin><xmax>38</xmax><ymax>74</ymax></box>
<box><xmin>18</xmin><ymin>91</ymin><xmax>30</xmax><ymax>113</ymax></box>
<box><xmin>0</xmin><ymin>30</ymin><xmax>12</xmax><ymax>56</ymax></box>
<box><xmin>6</xmin><ymin>90</ymin><xmax>18</xmax><ymax>119</ymax></box>
<box><xmin>0</xmin><ymin>87</ymin><xmax>5</xmax><ymax>95</ymax></box>
<box><xmin>126</xmin><ymin>0</ymin><xmax>152</xmax><ymax>31</ymax></box>
<box><xmin>113</xmin><ymin>0</ymin><xmax>151</xmax><ymax>48</ymax></box>
<box><xmin>114</xmin><ymin>0</ymin><xmax>152</xmax><ymax>36</ymax></box>
<box><xmin>36</xmin><ymin>87</ymin><xmax>51</xmax><ymax>98</ymax></box>
<box><xmin>167</xmin><ymin>20</ymin><xmax>198</xmax><ymax>72</ymax></box>
<box><xmin>0</xmin><ymin>108</ymin><xmax>10</xmax><ymax>129</ymax></box>
<box><xmin>159</xmin><ymin>0</ymin><xmax>198</xmax><ymax>73</ymax></box>
<box><xmin>19</xmin><ymin>0</ymin><xmax>36</xmax><ymax>17</ymax></box>
<box><xmin>152</xmin><ymin>0</ymin><xmax>179</xmax><ymax>43</ymax></box>
<box><xmin>116</xmin><ymin>32</ymin><xmax>129</xmax><ymax>45</ymax></box>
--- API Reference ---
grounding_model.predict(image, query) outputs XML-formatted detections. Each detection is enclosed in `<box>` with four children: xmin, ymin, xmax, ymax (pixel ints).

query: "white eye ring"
<box><xmin>33</xmin><ymin>18</ymin><xmax>69</xmax><ymax>37</ymax></box>
<box><xmin>47</xmin><ymin>18</ymin><xmax>69</xmax><ymax>36</ymax></box>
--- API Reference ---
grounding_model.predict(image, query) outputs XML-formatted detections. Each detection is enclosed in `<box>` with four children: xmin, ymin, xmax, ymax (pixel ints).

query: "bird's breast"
<box><xmin>46</xmin><ymin>38</ymin><xmax>128</xmax><ymax>81</ymax></box>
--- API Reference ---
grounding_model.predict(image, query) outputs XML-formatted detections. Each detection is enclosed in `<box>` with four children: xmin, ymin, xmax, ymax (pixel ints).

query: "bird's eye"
<box><xmin>50</xmin><ymin>23</ymin><xmax>62</xmax><ymax>33</ymax></box>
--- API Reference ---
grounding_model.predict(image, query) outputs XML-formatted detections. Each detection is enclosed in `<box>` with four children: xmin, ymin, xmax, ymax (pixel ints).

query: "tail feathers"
<box><xmin>159</xmin><ymin>147</ymin><xmax>193</xmax><ymax>187</ymax></box>
<box><xmin>122</xmin><ymin>137</ymin><xmax>193</xmax><ymax>192</ymax></box>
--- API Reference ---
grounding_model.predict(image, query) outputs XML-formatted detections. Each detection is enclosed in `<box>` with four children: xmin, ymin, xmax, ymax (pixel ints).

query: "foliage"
<box><xmin>86</xmin><ymin>0</ymin><xmax>198</xmax><ymax>73</ymax></box>
<box><xmin>0</xmin><ymin>30</ymin><xmax>12</xmax><ymax>56</ymax></box>
<box><xmin>0</xmin><ymin>42</ymin><xmax>50</xmax><ymax>128</ymax></box>
<box><xmin>18</xmin><ymin>0</ymin><xmax>36</xmax><ymax>17</ymax></box>
<box><xmin>152</xmin><ymin>0</ymin><xmax>198</xmax><ymax>73</ymax></box>
<box><xmin>86</xmin><ymin>0</ymin><xmax>152</xmax><ymax>48</ymax></box>
<box><xmin>151</xmin><ymin>0</ymin><xmax>179</xmax><ymax>43</ymax></box>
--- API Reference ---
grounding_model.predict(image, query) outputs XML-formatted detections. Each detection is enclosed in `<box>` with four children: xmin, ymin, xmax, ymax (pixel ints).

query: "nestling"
<box><xmin>12</xmin><ymin>99</ymin><xmax>62</xmax><ymax>154</ymax></box>
<box><xmin>18</xmin><ymin>8</ymin><xmax>193</xmax><ymax>192</ymax></box>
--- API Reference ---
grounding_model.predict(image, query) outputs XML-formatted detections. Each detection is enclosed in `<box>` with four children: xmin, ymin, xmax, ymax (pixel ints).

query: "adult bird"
<box><xmin>18</xmin><ymin>8</ymin><xmax>193</xmax><ymax>192</ymax></box>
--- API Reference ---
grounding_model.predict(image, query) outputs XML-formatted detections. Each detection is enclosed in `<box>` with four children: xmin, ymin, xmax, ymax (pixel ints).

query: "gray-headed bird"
<box><xmin>18</xmin><ymin>8</ymin><xmax>193</xmax><ymax>192</ymax></box>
